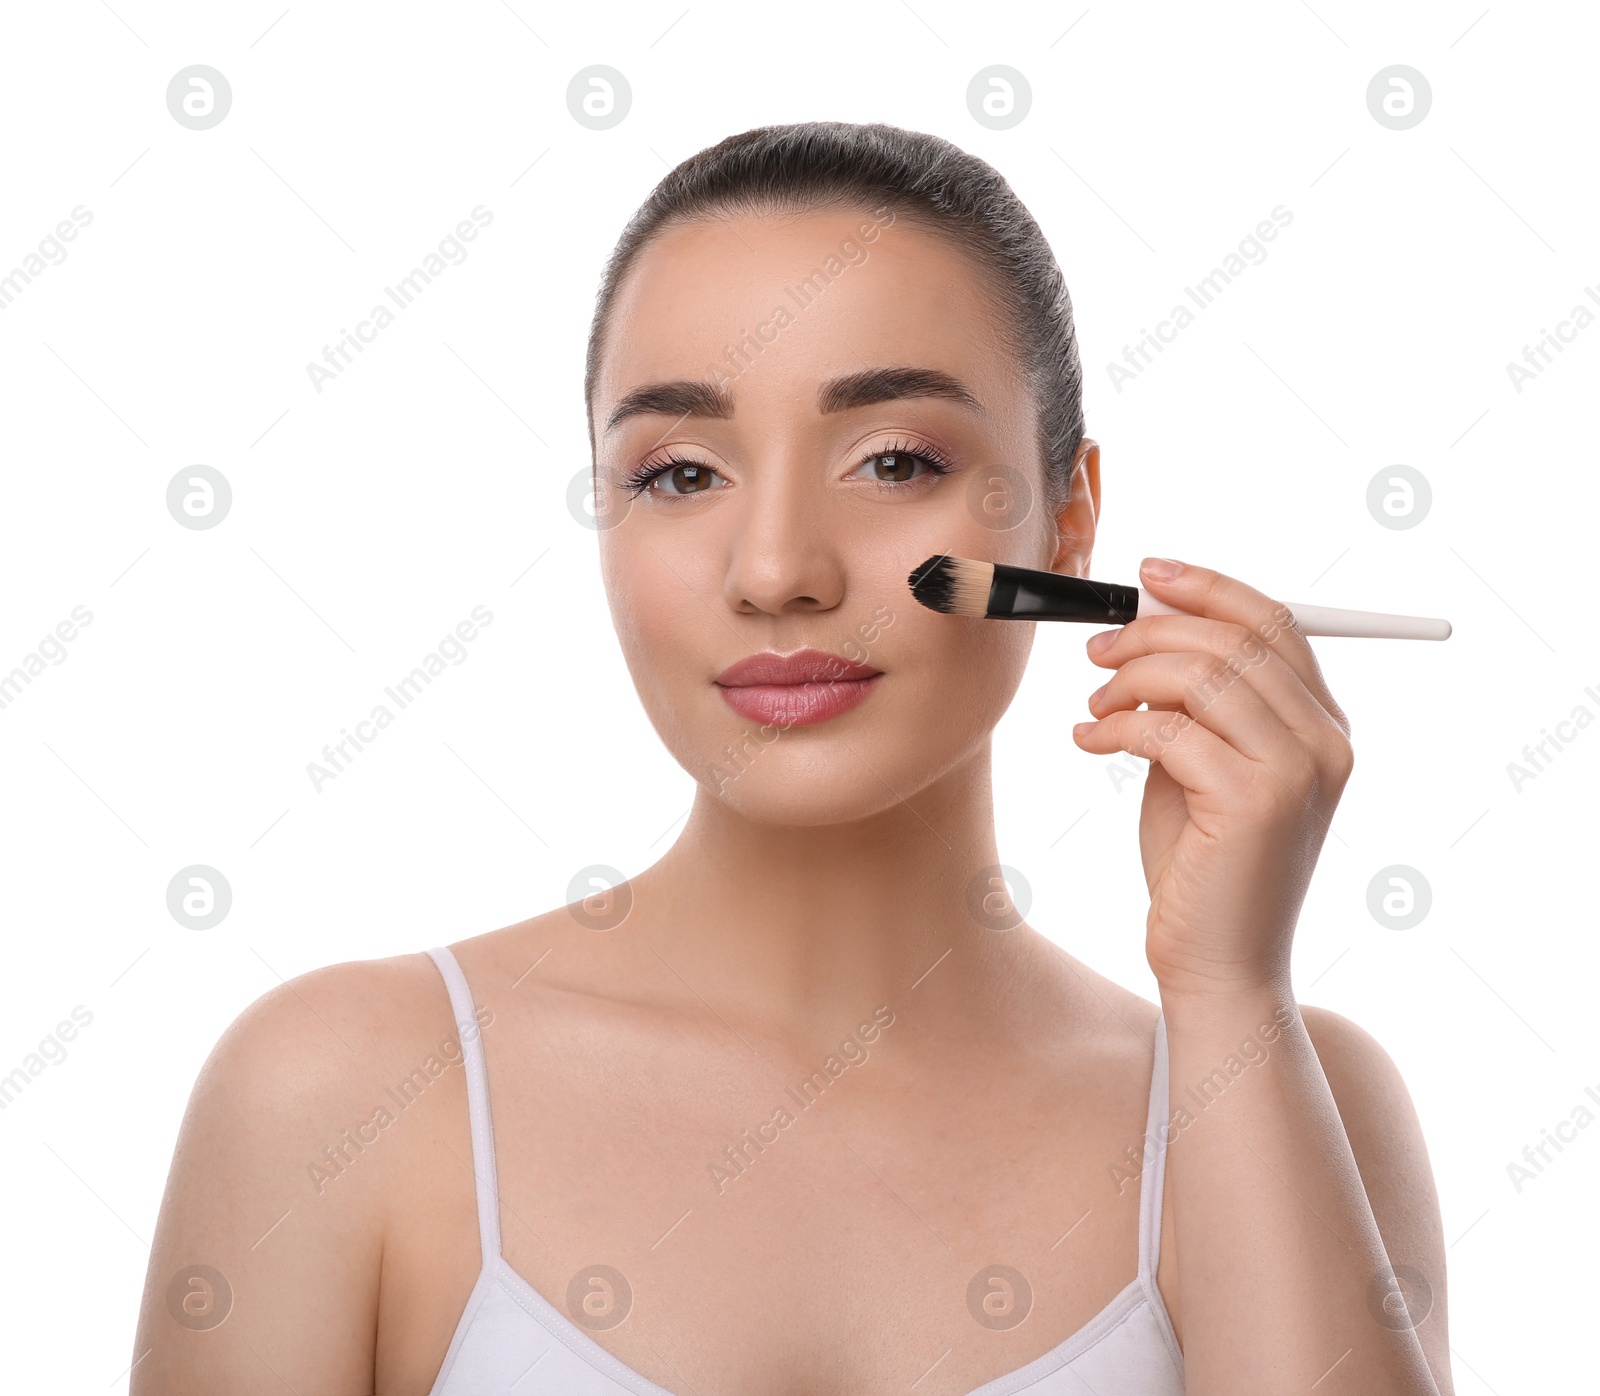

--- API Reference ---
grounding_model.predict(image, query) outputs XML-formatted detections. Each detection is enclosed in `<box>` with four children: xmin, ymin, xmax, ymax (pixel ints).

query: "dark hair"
<box><xmin>584</xmin><ymin>120</ymin><xmax>1086</xmax><ymax>512</ymax></box>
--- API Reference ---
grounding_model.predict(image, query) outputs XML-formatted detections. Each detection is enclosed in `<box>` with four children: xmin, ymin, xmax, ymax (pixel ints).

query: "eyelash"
<box><xmin>620</xmin><ymin>437</ymin><xmax>956</xmax><ymax>499</ymax></box>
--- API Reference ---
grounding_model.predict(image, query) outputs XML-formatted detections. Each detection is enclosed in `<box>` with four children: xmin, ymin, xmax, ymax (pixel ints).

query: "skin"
<box><xmin>133</xmin><ymin>205</ymin><xmax>1451</xmax><ymax>1395</ymax></box>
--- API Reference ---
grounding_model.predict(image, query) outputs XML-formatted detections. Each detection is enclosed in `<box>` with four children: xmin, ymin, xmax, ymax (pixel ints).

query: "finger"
<box><xmin>1072</xmin><ymin>704</ymin><xmax>1246</xmax><ymax>799</ymax></box>
<box><xmin>1128</xmin><ymin>558</ymin><xmax>1351</xmax><ymax>734</ymax></box>
<box><xmin>1087</xmin><ymin>614</ymin><xmax>1346</xmax><ymax>748</ymax></box>
<box><xmin>1088</xmin><ymin>650</ymin><xmax>1311</xmax><ymax>780</ymax></box>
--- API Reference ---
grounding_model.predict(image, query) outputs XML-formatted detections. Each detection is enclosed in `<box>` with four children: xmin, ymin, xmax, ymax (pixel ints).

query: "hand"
<box><xmin>1070</xmin><ymin>558</ymin><xmax>1354</xmax><ymax>1001</ymax></box>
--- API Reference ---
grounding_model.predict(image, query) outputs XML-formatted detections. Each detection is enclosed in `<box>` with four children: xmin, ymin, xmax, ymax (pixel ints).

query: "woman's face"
<box><xmin>590</xmin><ymin>205</ymin><xmax>1097</xmax><ymax>825</ymax></box>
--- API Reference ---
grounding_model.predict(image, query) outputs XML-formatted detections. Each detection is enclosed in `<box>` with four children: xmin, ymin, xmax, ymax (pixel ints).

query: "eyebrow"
<box><xmin>603</xmin><ymin>365</ymin><xmax>984</xmax><ymax>434</ymax></box>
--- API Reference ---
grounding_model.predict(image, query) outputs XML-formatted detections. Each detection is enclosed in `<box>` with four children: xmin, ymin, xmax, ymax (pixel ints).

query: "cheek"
<box><xmin>599</xmin><ymin>532</ymin><xmax>712</xmax><ymax>726</ymax></box>
<box><xmin>899</xmin><ymin>597</ymin><xmax>1036</xmax><ymax>748</ymax></box>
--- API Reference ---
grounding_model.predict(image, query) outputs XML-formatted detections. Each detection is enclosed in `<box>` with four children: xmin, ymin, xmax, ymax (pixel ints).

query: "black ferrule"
<box><xmin>988</xmin><ymin>564</ymin><xmax>1141</xmax><ymax>623</ymax></box>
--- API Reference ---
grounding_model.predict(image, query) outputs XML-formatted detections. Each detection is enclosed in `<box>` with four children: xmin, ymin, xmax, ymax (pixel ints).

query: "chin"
<box><xmin>683</xmin><ymin>705</ymin><xmax>989</xmax><ymax>828</ymax></box>
<box><xmin>698</xmin><ymin>754</ymin><xmax>923</xmax><ymax>826</ymax></box>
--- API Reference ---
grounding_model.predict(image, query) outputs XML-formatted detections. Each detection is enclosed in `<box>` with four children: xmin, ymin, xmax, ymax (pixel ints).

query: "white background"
<box><xmin>1</xmin><ymin>1</ymin><xmax>1595</xmax><ymax>1390</ymax></box>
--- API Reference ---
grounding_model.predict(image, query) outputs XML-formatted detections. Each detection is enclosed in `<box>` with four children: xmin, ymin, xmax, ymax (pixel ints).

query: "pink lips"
<box><xmin>714</xmin><ymin>648</ymin><xmax>884</xmax><ymax>728</ymax></box>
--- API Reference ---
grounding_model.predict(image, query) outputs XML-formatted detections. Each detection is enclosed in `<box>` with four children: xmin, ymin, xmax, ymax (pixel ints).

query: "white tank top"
<box><xmin>424</xmin><ymin>944</ymin><xmax>1185</xmax><ymax>1395</ymax></box>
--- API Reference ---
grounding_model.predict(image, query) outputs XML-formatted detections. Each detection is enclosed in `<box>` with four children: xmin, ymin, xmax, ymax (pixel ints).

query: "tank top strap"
<box><xmin>1136</xmin><ymin>1013</ymin><xmax>1170</xmax><ymax>1284</ymax></box>
<box><xmin>426</xmin><ymin>945</ymin><xmax>503</xmax><ymax>1266</ymax></box>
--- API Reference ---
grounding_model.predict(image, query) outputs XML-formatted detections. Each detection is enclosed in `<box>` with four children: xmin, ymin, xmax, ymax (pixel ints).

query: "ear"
<box><xmin>1049</xmin><ymin>436</ymin><xmax>1100</xmax><ymax>576</ymax></box>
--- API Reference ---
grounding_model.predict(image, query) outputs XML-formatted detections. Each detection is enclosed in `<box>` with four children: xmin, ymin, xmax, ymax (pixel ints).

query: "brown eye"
<box><xmin>852</xmin><ymin>447</ymin><xmax>952</xmax><ymax>485</ymax></box>
<box><xmin>661</xmin><ymin>463</ymin><xmax>716</xmax><ymax>494</ymax></box>
<box><xmin>625</xmin><ymin>459</ymin><xmax>726</xmax><ymax>497</ymax></box>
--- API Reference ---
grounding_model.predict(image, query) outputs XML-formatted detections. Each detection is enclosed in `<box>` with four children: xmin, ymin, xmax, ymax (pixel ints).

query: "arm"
<box><xmin>132</xmin><ymin>962</ymin><xmax>391</xmax><ymax>1395</ymax></box>
<box><xmin>1160</xmin><ymin>993</ymin><xmax>1450</xmax><ymax>1393</ymax></box>
<box><xmin>1072</xmin><ymin>556</ymin><xmax>1449</xmax><ymax>1393</ymax></box>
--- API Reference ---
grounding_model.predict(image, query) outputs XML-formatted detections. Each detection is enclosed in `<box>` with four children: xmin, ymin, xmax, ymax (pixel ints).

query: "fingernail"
<box><xmin>1087</xmin><ymin>628</ymin><xmax>1117</xmax><ymax>655</ymax></box>
<box><xmin>1141</xmin><ymin>556</ymin><xmax>1182</xmax><ymax>581</ymax></box>
<box><xmin>1088</xmin><ymin>682</ymin><xmax>1108</xmax><ymax>708</ymax></box>
<box><xmin>1072</xmin><ymin>721</ymin><xmax>1095</xmax><ymax>738</ymax></box>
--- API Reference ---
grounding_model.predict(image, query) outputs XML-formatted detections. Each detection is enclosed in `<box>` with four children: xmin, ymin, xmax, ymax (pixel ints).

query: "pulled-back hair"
<box><xmin>585</xmin><ymin>120</ymin><xmax>1085</xmax><ymax>512</ymax></box>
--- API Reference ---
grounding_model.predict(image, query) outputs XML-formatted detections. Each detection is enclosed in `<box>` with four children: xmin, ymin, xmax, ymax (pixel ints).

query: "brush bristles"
<box><xmin>907</xmin><ymin>556</ymin><xmax>995</xmax><ymax>616</ymax></box>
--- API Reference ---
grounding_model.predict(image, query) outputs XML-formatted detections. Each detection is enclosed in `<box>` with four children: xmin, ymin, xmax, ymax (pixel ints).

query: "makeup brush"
<box><xmin>907</xmin><ymin>555</ymin><xmax>1451</xmax><ymax>640</ymax></box>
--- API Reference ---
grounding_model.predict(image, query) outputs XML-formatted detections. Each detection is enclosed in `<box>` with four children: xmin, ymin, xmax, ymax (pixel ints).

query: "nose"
<box><xmin>722</xmin><ymin>461</ymin><xmax>846</xmax><ymax>617</ymax></box>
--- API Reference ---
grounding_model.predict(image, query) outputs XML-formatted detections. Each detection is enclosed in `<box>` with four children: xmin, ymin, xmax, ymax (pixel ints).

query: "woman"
<box><xmin>135</xmin><ymin>121</ymin><xmax>1450</xmax><ymax>1395</ymax></box>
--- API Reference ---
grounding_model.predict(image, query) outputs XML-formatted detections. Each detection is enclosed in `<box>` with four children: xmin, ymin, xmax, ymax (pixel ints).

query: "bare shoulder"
<box><xmin>1299</xmin><ymin>1004</ymin><xmax>1437</xmax><ymax>1174</ymax></box>
<box><xmin>1299</xmin><ymin>1004</ymin><xmax>1453</xmax><ymax>1395</ymax></box>
<box><xmin>133</xmin><ymin>950</ymin><xmax>462</xmax><ymax>1393</ymax></box>
<box><xmin>183</xmin><ymin>950</ymin><xmax>463</xmax><ymax>1134</ymax></box>
<box><xmin>442</xmin><ymin>902</ymin><xmax>653</xmax><ymax>1009</ymax></box>
<box><xmin>219</xmin><ymin>950</ymin><xmax>451</xmax><ymax>1064</ymax></box>
<box><xmin>1028</xmin><ymin>933</ymin><xmax>1164</xmax><ymax>1050</ymax></box>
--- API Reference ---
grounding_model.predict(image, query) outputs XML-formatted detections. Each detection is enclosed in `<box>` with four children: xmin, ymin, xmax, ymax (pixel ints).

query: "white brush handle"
<box><xmin>1136</xmin><ymin>589</ymin><xmax>1451</xmax><ymax>640</ymax></box>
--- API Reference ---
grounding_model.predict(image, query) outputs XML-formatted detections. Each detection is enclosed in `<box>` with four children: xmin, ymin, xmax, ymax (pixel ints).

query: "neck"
<box><xmin>631</xmin><ymin>743</ymin><xmax>1047</xmax><ymax>1037</ymax></box>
